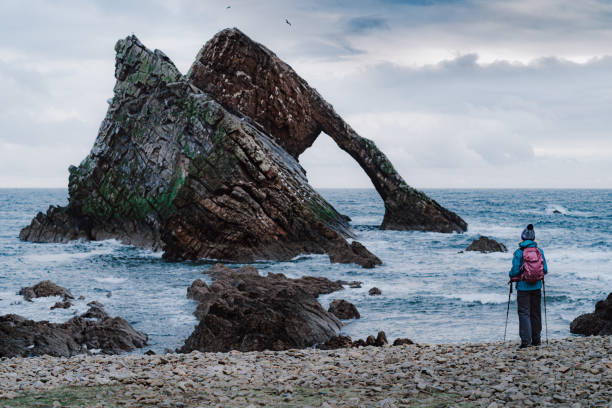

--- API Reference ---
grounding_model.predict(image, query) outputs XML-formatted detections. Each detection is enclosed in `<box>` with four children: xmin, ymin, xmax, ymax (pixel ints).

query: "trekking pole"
<box><xmin>543</xmin><ymin>279</ymin><xmax>548</xmax><ymax>345</ymax></box>
<box><xmin>503</xmin><ymin>280</ymin><xmax>513</xmax><ymax>342</ymax></box>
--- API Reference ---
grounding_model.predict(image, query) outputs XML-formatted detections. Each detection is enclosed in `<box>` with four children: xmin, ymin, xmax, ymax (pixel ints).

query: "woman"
<box><xmin>509</xmin><ymin>224</ymin><xmax>548</xmax><ymax>348</ymax></box>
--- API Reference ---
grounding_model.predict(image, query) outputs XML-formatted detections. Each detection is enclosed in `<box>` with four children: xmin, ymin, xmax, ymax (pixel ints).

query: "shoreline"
<box><xmin>1</xmin><ymin>336</ymin><xmax>610</xmax><ymax>407</ymax></box>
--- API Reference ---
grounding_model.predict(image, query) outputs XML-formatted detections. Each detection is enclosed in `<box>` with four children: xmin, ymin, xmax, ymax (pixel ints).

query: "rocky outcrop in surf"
<box><xmin>465</xmin><ymin>236</ymin><xmax>507</xmax><ymax>253</ymax></box>
<box><xmin>188</xmin><ymin>28</ymin><xmax>467</xmax><ymax>233</ymax></box>
<box><xmin>18</xmin><ymin>280</ymin><xmax>74</xmax><ymax>302</ymax></box>
<box><xmin>0</xmin><ymin>303</ymin><xmax>147</xmax><ymax>358</ymax></box>
<box><xmin>570</xmin><ymin>292</ymin><xmax>612</xmax><ymax>336</ymax></box>
<box><xmin>180</xmin><ymin>264</ymin><xmax>343</xmax><ymax>353</ymax></box>
<box><xmin>20</xmin><ymin>28</ymin><xmax>466</xmax><ymax>267</ymax></box>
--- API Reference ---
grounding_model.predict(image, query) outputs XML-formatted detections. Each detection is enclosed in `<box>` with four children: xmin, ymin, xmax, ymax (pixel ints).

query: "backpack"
<box><xmin>520</xmin><ymin>247</ymin><xmax>545</xmax><ymax>284</ymax></box>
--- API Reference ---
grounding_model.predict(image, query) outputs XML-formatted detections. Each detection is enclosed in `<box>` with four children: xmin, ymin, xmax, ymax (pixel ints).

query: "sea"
<box><xmin>1</xmin><ymin>188</ymin><xmax>610</xmax><ymax>353</ymax></box>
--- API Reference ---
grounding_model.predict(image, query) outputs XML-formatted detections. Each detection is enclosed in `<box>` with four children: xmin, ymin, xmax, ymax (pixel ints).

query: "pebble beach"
<box><xmin>1</xmin><ymin>336</ymin><xmax>610</xmax><ymax>407</ymax></box>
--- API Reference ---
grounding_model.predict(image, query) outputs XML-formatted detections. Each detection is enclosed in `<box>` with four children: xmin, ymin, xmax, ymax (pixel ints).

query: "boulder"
<box><xmin>570</xmin><ymin>293</ymin><xmax>612</xmax><ymax>336</ymax></box>
<box><xmin>465</xmin><ymin>236</ymin><xmax>507</xmax><ymax>253</ymax></box>
<box><xmin>0</xmin><ymin>303</ymin><xmax>147</xmax><ymax>358</ymax></box>
<box><xmin>369</xmin><ymin>287</ymin><xmax>382</xmax><ymax>296</ymax></box>
<box><xmin>50</xmin><ymin>301</ymin><xmax>72</xmax><ymax>310</ymax></box>
<box><xmin>19</xmin><ymin>33</ymin><xmax>381</xmax><ymax>268</ymax></box>
<box><xmin>393</xmin><ymin>338</ymin><xmax>414</xmax><ymax>346</ymax></box>
<box><xmin>328</xmin><ymin>299</ymin><xmax>360</xmax><ymax>320</ymax></box>
<box><xmin>188</xmin><ymin>28</ymin><xmax>467</xmax><ymax>233</ymax></box>
<box><xmin>180</xmin><ymin>265</ymin><xmax>342</xmax><ymax>352</ymax></box>
<box><xmin>18</xmin><ymin>280</ymin><xmax>74</xmax><ymax>302</ymax></box>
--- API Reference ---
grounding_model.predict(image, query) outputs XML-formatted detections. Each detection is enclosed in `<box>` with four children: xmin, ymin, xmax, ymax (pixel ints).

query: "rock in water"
<box><xmin>465</xmin><ymin>236</ymin><xmax>507</xmax><ymax>253</ymax></box>
<box><xmin>19</xmin><ymin>34</ymin><xmax>379</xmax><ymax>268</ymax></box>
<box><xmin>18</xmin><ymin>280</ymin><xmax>74</xmax><ymax>301</ymax></box>
<box><xmin>328</xmin><ymin>299</ymin><xmax>360</xmax><ymax>319</ymax></box>
<box><xmin>187</xmin><ymin>28</ymin><xmax>467</xmax><ymax>233</ymax></box>
<box><xmin>0</xmin><ymin>304</ymin><xmax>147</xmax><ymax>358</ymax></box>
<box><xmin>570</xmin><ymin>292</ymin><xmax>612</xmax><ymax>336</ymax></box>
<box><xmin>180</xmin><ymin>265</ymin><xmax>342</xmax><ymax>352</ymax></box>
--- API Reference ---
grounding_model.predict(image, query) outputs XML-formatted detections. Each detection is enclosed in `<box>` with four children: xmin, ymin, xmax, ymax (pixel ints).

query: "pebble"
<box><xmin>0</xmin><ymin>336</ymin><xmax>609</xmax><ymax>407</ymax></box>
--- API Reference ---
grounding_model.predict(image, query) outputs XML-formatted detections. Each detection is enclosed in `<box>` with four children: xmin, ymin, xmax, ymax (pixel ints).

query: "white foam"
<box><xmin>93</xmin><ymin>276</ymin><xmax>127</xmax><ymax>284</ymax></box>
<box><xmin>544</xmin><ymin>204</ymin><xmax>593</xmax><ymax>217</ymax></box>
<box><xmin>23</xmin><ymin>247</ymin><xmax>115</xmax><ymax>264</ymax></box>
<box><xmin>444</xmin><ymin>293</ymin><xmax>508</xmax><ymax>304</ymax></box>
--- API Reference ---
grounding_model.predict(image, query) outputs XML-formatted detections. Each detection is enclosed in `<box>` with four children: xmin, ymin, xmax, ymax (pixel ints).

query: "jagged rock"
<box><xmin>320</xmin><ymin>335</ymin><xmax>353</xmax><ymax>350</ymax></box>
<box><xmin>465</xmin><ymin>236</ymin><xmax>507</xmax><ymax>253</ymax></box>
<box><xmin>328</xmin><ymin>299</ymin><xmax>360</xmax><ymax>320</ymax></box>
<box><xmin>329</xmin><ymin>241</ymin><xmax>382</xmax><ymax>269</ymax></box>
<box><xmin>570</xmin><ymin>293</ymin><xmax>612</xmax><ymax>336</ymax></box>
<box><xmin>180</xmin><ymin>264</ymin><xmax>342</xmax><ymax>352</ymax></box>
<box><xmin>50</xmin><ymin>301</ymin><xmax>72</xmax><ymax>310</ymax></box>
<box><xmin>19</xmin><ymin>33</ymin><xmax>380</xmax><ymax>268</ymax></box>
<box><xmin>392</xmin><ymin>338</ymin><xmax>414</xmax><ymax>346</ymax></box>
<box><xmin>0</xmin><ymin>303</ymin><xmax>147</xmax><ymax>358</ymax></box>
<box><xmin>369</xmin><ymin>287</ymin><xmax>382</xmax><ymax>296</ymax></box>
<box><xmin>82</xmin><ymin>301</ymin><xmax>109</xmax><ymax>320</ymax></box>
<box><xmin>18</xmin><ymin>280</ymin><xmax>74</xmax><ymax>302</ymax></box>
<box><xmin>322</xmin><ymin>331</ymin><xmax>388</xmax><ymax>349</ymax></box>
<box><xmin>188</xmin><ymin>28</ymin><xmax>467</xmax><ymax>233</ymax></box>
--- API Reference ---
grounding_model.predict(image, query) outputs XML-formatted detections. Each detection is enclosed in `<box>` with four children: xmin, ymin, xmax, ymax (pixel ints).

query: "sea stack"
<box><xmin>20</xmin><ymin>29</ymin><xmax>466</xmax><ymax>266</ymax></box>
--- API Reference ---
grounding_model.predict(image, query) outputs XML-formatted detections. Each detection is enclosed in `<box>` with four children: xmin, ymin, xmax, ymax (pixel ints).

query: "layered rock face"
<box><xmin>180</xmin><ymin>264</ymin><xmax>342</xmax><ymax>352</ymax></box>
<box><xmin>19</xmin><ymin>35</ymin><xmax>379</xmax><ymax>267</ymax></box>
<box><xmin>570</xmin><ymin>292</ymin><xmax>612</xmax><ymax>336</ymax></box>
<box><xmin>188</xmin><ymin>28</ymin><xmax>467</xmax><ymax>233</ymax></box>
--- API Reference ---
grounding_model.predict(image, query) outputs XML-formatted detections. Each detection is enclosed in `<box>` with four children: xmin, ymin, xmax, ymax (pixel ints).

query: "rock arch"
<box><xmin>187</xmin><ymin>28</ymin><xmax>466</xmax><ymax>233</ymax></box>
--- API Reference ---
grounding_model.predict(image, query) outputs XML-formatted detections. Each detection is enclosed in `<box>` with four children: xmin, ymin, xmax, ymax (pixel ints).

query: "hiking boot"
<box><xmin>518</xmin><ymin>343</ymin><xmax>530</xmax><ymax>350</ymax></box>
<box><xmin>531</xmin><ymin>341</ymin><xmax>541</xmax><ymax>347</ymax></box>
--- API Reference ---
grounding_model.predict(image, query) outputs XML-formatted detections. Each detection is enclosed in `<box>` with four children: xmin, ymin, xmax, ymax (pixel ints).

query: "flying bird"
<box><xmin>285</xmin><ymin>18</ymin><xmax>291</xmax><ymax>26</ymax></box>
<box><xmin>226</xmin><ymin>5</ymin><xmax>231</xmax><ymax>9</ymax></box>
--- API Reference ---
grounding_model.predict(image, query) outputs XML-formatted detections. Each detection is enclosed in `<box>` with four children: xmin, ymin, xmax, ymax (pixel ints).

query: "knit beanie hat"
<box><xmin>521</xmin><ymin>224</ymin><xmax>535</xmax><ymax>241</ymax></box>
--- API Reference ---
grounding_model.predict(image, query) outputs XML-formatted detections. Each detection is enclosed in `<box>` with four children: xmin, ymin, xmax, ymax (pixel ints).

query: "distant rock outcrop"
<box><xmin>328</xmin><ymin>299</ymin><xmax>360</xmax><ymax>320</ymax></box>
<box><xmin>18</xmin><ymin>280</ymin><xmax>74</xmax><ymax>302</ymax></box>
<box><xmin>0</xmin><ymin>303</ymin><xmax>147</xmax><ymax>358</ymax></box>
<box><xmin>180</xmin><ymin>265</ymin><xmax>342</xmax><ymax>353</ymax></box>
<box><xmin>570</xmin><ymin>293</ymin><xmax>612</xmax><ymax>336</ymax></box>
<box><xmin>20</xmin><ymin>28</ymin><xmax>467</xmax><ymax>268</ymax></box>
<box><xmin>465</xmin><ymin>236</ymin><xmax>507</xmax><ymax>253</ymax></box>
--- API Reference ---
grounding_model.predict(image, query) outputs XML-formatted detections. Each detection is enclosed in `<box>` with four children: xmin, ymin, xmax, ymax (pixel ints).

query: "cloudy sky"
<box><xmin>1</xmin><ymin>0</ymin><xmax>611</xmax><ymax>188</ymax></box>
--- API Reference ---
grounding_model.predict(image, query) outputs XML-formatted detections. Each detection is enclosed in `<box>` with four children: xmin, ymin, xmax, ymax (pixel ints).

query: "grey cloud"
<box><xmin>346</xmin><ymin>16</ymin><xmax>390</xmax><ymax>34</ymax></box>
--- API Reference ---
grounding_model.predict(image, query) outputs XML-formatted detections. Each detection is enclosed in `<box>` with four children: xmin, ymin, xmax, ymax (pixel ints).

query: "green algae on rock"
<box><xmin>19</xmin><ymin>34</ymin><xmax>380</xmax><ymax>267</ymax></box>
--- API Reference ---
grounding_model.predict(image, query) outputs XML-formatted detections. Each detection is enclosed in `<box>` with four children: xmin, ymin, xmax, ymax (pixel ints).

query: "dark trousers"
<box><xmin>517</xmin><ymin>289</ymin><xmax>542</xmax><ymax>346</ymax></box>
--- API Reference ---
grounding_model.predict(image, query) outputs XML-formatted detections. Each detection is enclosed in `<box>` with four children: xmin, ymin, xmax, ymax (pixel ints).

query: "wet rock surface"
<box><xmin>188</xmin><ymin>28</ymin><xmax>467</xmax><ymax>233</ymax></box>
<box><xmin>466</xmin><ymin>236</ymin><xmax>508</xmax><ymax>253</ymax></box>
<box><xmin>0</xmin><ymin>337</ymin><xmax>610</xmax><ymax>407</ymax></box>
<box><xmin>18</xmin><ymin>280</ymin><xmax>74</xmax><ymax>302</ymax></box>
<box><xmin>19</xmin><ymin>32</ymin><xmax>382</xmax><ymax>268</ymax></box>
<box><xmin>369</xmin><ymin>287</ymin><xmax>382</xmax><ymax>296</ymax></box>
<box><xmin>570</xmin><ymin>292</ymin><xmax>612</xmax><ymax>336</ymax></box>
<box><xmin>0</xmin><ymin>303</ymin><xmax>147</xmax><ymax>358</ymax></box>
<box><xmin>328</xmin><ymin>299</ymin><xmax>360</xmax><ymax>320</ymax></box>
<box><xmin>180</xmin><ymin>265</ymin><xmax>342</xmax><ymax>353</ymax></box>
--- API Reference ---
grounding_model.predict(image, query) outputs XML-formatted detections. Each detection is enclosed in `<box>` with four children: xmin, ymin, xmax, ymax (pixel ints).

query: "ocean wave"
<box><xmin>444</xmin><ymin>293</ymin><xmax>508</xmax><ymax>305</ymax></box>
<box><xmin>93</xmin><ymin>276</ymin><xmax>127</xmax><ymax>284</ymax></box>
